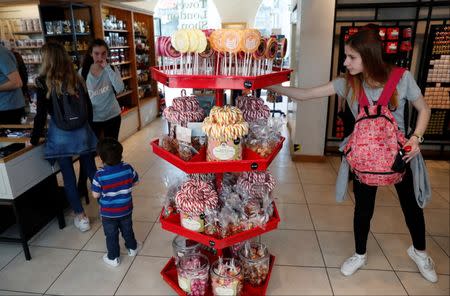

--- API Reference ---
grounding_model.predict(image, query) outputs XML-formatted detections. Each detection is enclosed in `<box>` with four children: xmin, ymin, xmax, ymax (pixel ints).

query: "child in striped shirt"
<box><xmin>92</xmin><ymin>138</ymin><xmax>140</xmax><ymax>267</ymax></box>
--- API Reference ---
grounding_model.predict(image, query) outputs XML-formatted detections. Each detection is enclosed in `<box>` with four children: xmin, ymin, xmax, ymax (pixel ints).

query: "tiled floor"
<box><xmin>0</xmin><ymin>118</ymin><xmax>448</xmax><ymax>295</ymax></box>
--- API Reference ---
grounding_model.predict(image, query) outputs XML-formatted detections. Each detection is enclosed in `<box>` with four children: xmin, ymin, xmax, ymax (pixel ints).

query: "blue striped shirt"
<box><xmin>92</xmin><ymin>162</ymin><xmax>139</xmax><ymax>218</ymax></box>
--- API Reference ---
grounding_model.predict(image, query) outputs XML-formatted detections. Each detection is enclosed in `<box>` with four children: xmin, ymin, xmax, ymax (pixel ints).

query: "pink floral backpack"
<box><xmin>343</xmin><ymin>67</ymin><xmax>407</xmax><ymax>186</ymax></box>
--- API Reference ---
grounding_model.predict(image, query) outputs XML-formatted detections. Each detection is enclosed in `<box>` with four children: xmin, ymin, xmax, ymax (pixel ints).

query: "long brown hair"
<box><xmin>345</xmin><ymin>28</ymin><xmax>398</xmax><ymax>107</ymax></box>
<box><xmin>39</xmin><ymin>42</ymin><xmax>82</xmax><ymax>98</ymax></box>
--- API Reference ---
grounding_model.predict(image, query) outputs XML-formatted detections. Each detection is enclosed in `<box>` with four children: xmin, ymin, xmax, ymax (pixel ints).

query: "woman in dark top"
<box><xmin>30</xmin><ymin>42</ymin><xmax>97</xmax><ymax>233</ymax></box>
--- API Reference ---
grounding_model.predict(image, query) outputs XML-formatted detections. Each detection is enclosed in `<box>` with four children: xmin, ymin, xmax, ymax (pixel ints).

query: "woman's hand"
<box><xmin>402</xmin><ymin>136</ymin><xmax>420</xmax><ymax>163</ymax></box>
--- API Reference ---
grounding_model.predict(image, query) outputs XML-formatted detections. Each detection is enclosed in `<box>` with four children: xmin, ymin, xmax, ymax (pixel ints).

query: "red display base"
<box><xmin>150</xmin><ymin>137</ymin><xmax>284</xmax><ymax>174</ymax></box>
<box><xmin>151</xmin><ymin>66</ymin><xmax>292</xmax><ymax>90</ymax></box>
<box><xmin>161</xmin><ymin>255</ymin><xmax>275</xmax><ymax>296</ymax></box>
<box><xmin>160</xmin><ymin>203</ymin><xmax>280</xmax><ymax>250</ymax></box>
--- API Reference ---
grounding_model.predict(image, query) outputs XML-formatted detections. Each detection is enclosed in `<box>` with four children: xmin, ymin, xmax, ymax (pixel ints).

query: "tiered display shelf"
<box><xmin>151</xmin><ymin>137</ymin><xmax>285</xmax><ymax>173</ymax></box>
<box><xmin>161</xmin><ymin>255</ymin><xmax>275</xmax><ymax>296</ymax></box>
<box><xmin>151</xmin><ymin>68</ymin><xmax>291</xmax><ymax>296</ymax></box>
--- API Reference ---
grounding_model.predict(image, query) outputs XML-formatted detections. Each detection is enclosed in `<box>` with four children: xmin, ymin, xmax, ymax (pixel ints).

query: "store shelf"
<box><xmin>14</xmin><ymin>46</ymin><xmax>41</xmax><ymax>50</ymax></box>
<box><xmin>44</xmin><ymin>32</ymin><xmax>91</xmax><ymax>37</ymax></box>
<box><xmin>13</xmin><ymin>31</ymin><xmax>43</xmax><ymax>35</ymax></box>
<box><xmin>160</xmin><ymin>202</ymin><xmax>280</xmax><ymax>249</ymax></box>
<box><xmin>104</xmin><ymin>28</ymin><xmax>129</xmax><ymax>33</ymax></box>
<box><xmin>111</xmin><ymin>61</ymin><xmax>131</xmax><ymax>66</ymax></box>
<box><xmin>116</xmin><ymin>90</ymin><xmax>133</xmax><ymax>99</ymax></box>
<box><xmin>151</xmin><ymin>66</ymin><xmax>292</xmax><ymax>90</ymax></box>
<box><xmin>150</xmin><ymin>137</ymin><xmax>284</xmax><ymax>174</ymax></box>
<box><xmin>120</xmin><ymin>106</ymin><xmax>138</xmax><ymax>117</ymax></box>
<box><xmin>161</xmin><ymin>255</ymin><xmax>275</xmax><ymax>296</ymax></box>
<box><xmin>110</xmin><ymin>46</ymin><xmax>130</xmax><ymax>49</ymax></box>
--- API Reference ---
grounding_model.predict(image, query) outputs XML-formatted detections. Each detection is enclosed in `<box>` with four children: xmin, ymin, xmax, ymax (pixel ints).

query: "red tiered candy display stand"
<box><xmin>161</xmin><ymin>255</ymin><xmax>275</xmax><ymax>296</ymax></box>
<box><xmin>151</xmin><ymin>66</ymin><xmax>291</xmax><ymax>296</ymax></box>
<box><xmin>150</xmin><ymin>137</ymin><xmax>285</xmax><ymax>173</ymax></box>
<box><xmin>160</xmin><ymin>204</ymin><xmax>280</xmax><ymax>250</ymax></box>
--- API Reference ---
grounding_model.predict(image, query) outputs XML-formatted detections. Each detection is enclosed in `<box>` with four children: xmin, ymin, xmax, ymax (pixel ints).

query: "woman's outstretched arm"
<box><xmin>267</xmin><ymin>81</ymin><xmax>336</xmax><ymax>101</ymax></box>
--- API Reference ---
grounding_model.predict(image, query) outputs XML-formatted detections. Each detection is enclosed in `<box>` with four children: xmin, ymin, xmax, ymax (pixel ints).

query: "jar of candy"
<box><xmin>177</xmin><ymin>253</ymin><xmax>209</xmax><ymax>296</ymax></box>
<box><xmin>172</xmin><ymin>235</ymin><xmax>201</xmax><ymax>262</ymax></box>
<box><xmin>210</xmin><ymin>258</ymin><xmax>244</xmax><ymax>296</ymax></box>
<box><xmin>180</xmin><ymin>212</ymin><xmax>205</xmax><ymax>233</ymax></box>
<box><xmin>238</xmin><ymin>242</ymin><xmax>270</xmax><ymax>286</ymax></box>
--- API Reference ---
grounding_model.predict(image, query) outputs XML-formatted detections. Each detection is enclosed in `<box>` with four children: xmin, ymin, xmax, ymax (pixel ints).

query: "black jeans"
<box><xmin>353</xmin><ymin>166</ymin><xmax>426</xmax><ymax>254</ymax></box>
<box><xmin>91</xmin><ymin>115</ymin><xmax>121</xmax><ymax>140</ymax></box>
<box><xmin>0</xmin><ymin>107</ymin><xmax>25</xmax><ymax>124</ymax></box>
<box><xmin>78</xmin><ymin>115</ymin><xmax>121</xmax><ymax>197</ymax></box>
<box><xmin>102</xmin><ymin>214</ymin><xmax>137</xmax><ymax>260</ymax></box>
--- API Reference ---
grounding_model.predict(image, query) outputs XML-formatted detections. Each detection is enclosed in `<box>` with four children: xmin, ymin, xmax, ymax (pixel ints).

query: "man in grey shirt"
<box><xmin>0</xmin><ymin>45</ymin><xmax>26</xmax><ymax>124</ymax></box>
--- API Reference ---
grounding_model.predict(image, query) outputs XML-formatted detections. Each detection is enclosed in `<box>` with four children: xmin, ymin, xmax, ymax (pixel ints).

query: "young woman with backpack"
<box><xmin>77</xmin><ymin>39</ymin><xmax>125</xmax><ymax>198</ymax></box>
<box><xmin>268</xmin><ymin>28</ymin><xmax>438</xmax><ymax>283</ymax></box>
<box><xmin>29</xmin><ymin>42</ymin><xmax>97</xmax><ymax>233</ymax></box>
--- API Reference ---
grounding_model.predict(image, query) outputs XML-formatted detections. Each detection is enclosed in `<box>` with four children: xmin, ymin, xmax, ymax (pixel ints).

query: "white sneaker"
<box><xmin>74</xmin><ymin>216</ymin><xmax>91</xmax><ymax>232</ymax></box>
<box><xmin>341</xmin><ymin>253</ymin><xmax>367</xmax><ymax>276</ymax></box>
<box><xmin>103</xmin><ymin>254</ymin><xmax>120</xmax><ymax>267</ymax></box>
<box><xmin>127</xmin><ymin>241</ymin><xmax>142</xmax><ymax>257</ymax></box>
<box><xmin>407</xmin><ymin>245</ymin><xmax>438</xmax><ymax>283</ymax></box>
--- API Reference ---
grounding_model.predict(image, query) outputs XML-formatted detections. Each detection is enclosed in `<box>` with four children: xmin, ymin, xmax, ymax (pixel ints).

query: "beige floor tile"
<box><xmin>0</xmin><ymin>246</ymin><xmax>77</xmax><ymax>294</ymax></box>
<box><xmin>269</xmin><ymin>166</ymin><xmax>300</xmax><ymax>184</ymax></box>
<box><xmin>272</xmin><ymin>183</ymin><xmax>306</xmax><ymax>204</ymax></box>
<box><xmin>429</xmin><ymin>173</ymin><xmax>449</xmax><ymax>189</ymax></box>
<box><xmin>261</xmin><ymin>230</ymin><xmax>324</xmax><ymax>266</ymax></box>
<box><xmin>397</xmin><ymin>272</ymin><xmax>450</xmax><ymax>295</ymax></box>
<box><xmin>298</xmin><ymin>167</ymin><xmax>336</xmax><ymax>185</ymax></box>
<box><xmin>433</xmin><ymin>236</ymin><xmax>450</xmax><ymax>256</ymax></box>
<box><xmin>277</xmin><ymin>203</ymin><xmax>314</xmax><ymax>230</ymax></box>
<box><xmin>47</xmin><ymin>250</ymin><xmax>133</xmax><ymax>295</ymax></box>
<box><xmin>0</xmin><ymin>243</ymin><xmax>22</xmax><ymax>270</ymax></box>
<box><xmin>267</xmin><ymin>265</ymin><xmax>332</xmax><ymax>295</ymax></box>
<box><xmin>328</xmin><ymin>156</ymin><xmax>342</xmax><ymax>171</ymax></box>
<box><xmin>30</xmin><ymin>215</ymin><xmax>101</xmax><ymax>249</ymax></box>
<box><xmin>374</xmin><ymin>234</ymin><xmax>449</xmax><ymax>275</ymax></box>
<box><xmin>83</xmin><ymin>221</ymin><xmax>152</xmax><ymax>255</ymax></box>
<box><xmin>317</xmin><ymin>231</ymin><xmax>391</xmax><ymax>270</ymax></box>
<box><xmin>428</xmin><ymin>190</ymin><xmax>450</xmax><ymax>209</ymax></box>
<box><xmin>140</xmin><ymin>223</ymin><xmax>176</xmax><ymax>257</ymax></box>
<box><xmin>371</xmin><ymin>206</ymin><xmax>410</xmax><ymax>234</ymax></box>
<box><xmin>132</xmin><ymin>196</ymin><xmax>163</xmax><ymax>222</ymax></box>
<box><xmin>0</xmin><ymin>291</ymin><xmax>41</xmax><ymax>295</ymax></box>
<box><xmin>269</xmin><ymin>154</ymin><xmax>296</xmax><ymax>168</ymax></box>
<box><xmin>328</xmin><ymin>268</ymin><xmax>407</xmax><ymax>295</ymax></box>
<box><xmin>424</xmin><ymin>208</ymin><xmax>450</xmax><ymax>236</ymax></box>
<box><xmin>132</xmin><ymin>179</ymin><xmax>169</xmax><ymax>198</ymax></box>
<box><xmin>374</xmin><ymin>187</ymin><xmax>400</xmax><ymax>207</ymax></box>
<box><xmin>296</xmin><ymin>161</ymin><xmax>334</xmax><ymax>171</ymax></box>
<box><xmin>308</xmin><ymin>205</ymin><xmax>354</xmax><ymax>231</ymax></box>
<box><xmin>127</xmin><ymin>158</ymin><xmax>155</xmax><ymax>176</ymax></box>
<box><xmin>116</xmin><ymin>256</ymin><xmax>176</xmax><ymax>295</ymax></box>
<box><xmin>433</xmin><ymin>187</ymin><xmax>449</xmax><ymax>202</ymax></box>
<box><xmin>303</xmin><ymin>184</ymin><xmax>352</xmax><ymax>205</ymax></box>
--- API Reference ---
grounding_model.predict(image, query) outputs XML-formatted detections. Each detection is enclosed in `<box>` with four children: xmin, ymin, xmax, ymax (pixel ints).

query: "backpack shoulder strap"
<box><xmin>349</xmin><ymin>76</ymin><xmax>370</xmax><ymax>107</ymax></box>
<box><xmin>377</xmin><ymin>67</ymin><xmax>406</xmax><ymax>106</ymax></box>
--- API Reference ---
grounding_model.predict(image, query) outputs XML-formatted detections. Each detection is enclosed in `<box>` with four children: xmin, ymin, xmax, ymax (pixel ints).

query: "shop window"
<box><xmin>154</xmin><ymin>0</ymin><xmax>221</xmax><ymax>36</ymax></box>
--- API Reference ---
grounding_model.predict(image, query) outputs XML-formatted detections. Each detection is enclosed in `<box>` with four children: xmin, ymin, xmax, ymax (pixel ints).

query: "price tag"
<box><xmin>176</xmin><ymin>125</ymin><xmax>192</xmax><ymax>143</ymax></box>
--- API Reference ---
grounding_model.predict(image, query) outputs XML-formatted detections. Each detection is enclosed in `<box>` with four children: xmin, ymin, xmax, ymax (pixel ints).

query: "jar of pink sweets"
<box><xmin>238</xmin><ymin>241</ymin><xmax>270</xmax><ymax>286</ymax></box>
<box><xmin>177</xmin><ymin>253</ymin><xmax>209</xmax><ymax>296</ymax></box>
<box><xmin>210</xmin><ymin>258</ymin><xmax>244</xmax><ymax>296</ymax></box>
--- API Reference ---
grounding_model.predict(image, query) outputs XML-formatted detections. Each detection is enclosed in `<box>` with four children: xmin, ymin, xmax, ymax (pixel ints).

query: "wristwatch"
<box><xmin>412</xmin><ymin>134</ymin><xmax>424</xmax><ymax>143</ymax></box>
